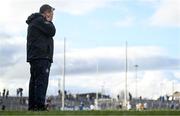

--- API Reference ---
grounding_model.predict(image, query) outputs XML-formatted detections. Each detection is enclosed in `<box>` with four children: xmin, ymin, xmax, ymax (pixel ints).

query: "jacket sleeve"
<box><xmin>32</xmin><ymin>17</ymin><xmax>56</xmax><ymax>37</ymax></box>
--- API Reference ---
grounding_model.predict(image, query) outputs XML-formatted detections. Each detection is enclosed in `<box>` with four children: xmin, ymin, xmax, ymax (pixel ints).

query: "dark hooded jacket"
<box><xmin>26</xmin><ymin>13</ymin><xmax>56</xmax><ymax>63</ymax></box>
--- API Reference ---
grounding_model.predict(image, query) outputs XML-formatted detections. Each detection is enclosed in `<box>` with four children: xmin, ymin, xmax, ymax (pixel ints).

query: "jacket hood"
<box><xmin>26</xmin><ymin>13</ymin><xmax>43</xmax><ymax>24</ymax></box>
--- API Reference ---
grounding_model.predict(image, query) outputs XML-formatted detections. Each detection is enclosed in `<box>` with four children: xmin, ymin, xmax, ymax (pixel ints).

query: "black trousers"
<box><xmin>28</xmin><ymin>59</ymin><xmax>51</xmax><ymax>110</ymax></box>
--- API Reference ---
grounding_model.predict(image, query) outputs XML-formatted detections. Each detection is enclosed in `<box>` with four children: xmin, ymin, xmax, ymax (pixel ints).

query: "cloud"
<box><xmin>0</xmin><ymin>0</ymin><xmax>113</xmax><ymax>34</ymax></box>
<box><xmin>114</xmin><ymin>16</ymin><xmax>134</xmax><ymax>27</ymax></box>
<box><xmin>51</xmin><ymin>46</ymin><xmax>179</xmax><ymax>75</ymax></box>
<box><xmin>149</xmin><ymin>0</ymin><xmax>180</xmax><ymax>27</ymax></box>
<box><xmin>55</xmin><ymin>0</ymin><xmax>112</xmax><ymax>15</ymax></box>
<box><xmin>51</xmin><ymin>70</ymin><xmax>180</xmax><ymax>99</ymax></box>
<box><xmin>0</xmin><ymin>32</ymin><xmax>12</xmax><ymax>39</ymax></box>
<box><xmin>137</xmin><ymin>70</ymin><xmax>180</xmax><ymax>99</ymax></box>
<box><xmin>0</xmin><ymin>36</ymin><xmax>25</xmax><ymax>68</ymax></box>
<box><xmin>138</xmin><ymin>0</ymin><xmax>161</xmax><ymax>6</ymax></box>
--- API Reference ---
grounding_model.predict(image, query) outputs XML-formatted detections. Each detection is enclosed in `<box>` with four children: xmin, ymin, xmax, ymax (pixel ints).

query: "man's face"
<box><xmin>44</xmin><ymin>10</ymin><xmax>54</xmax><ymax>21</ymax></box>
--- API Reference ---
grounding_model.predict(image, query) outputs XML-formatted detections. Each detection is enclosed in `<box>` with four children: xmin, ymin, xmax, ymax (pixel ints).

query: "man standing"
<box><xmin>2</xmin><ymin>89</ymin><xmax>5</xmax><ymax>98</ymax></box>
<box><xmin>6</xmin><ymin>90</ymin><xmax>9</xmax><ymax>99</ymax></box>
<box><xmin>26</xmin><ymin>4</ymin><xmax>56</xmax><ymax>111</ymax></box>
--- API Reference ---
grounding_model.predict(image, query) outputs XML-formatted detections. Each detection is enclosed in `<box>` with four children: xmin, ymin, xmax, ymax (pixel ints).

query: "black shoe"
<box><xmin>38</xmin><ymin>107</ymin><xmax>49</xmax><ymax>111</ymax></box>
<box><xmin>28</xmin><ymin>106</ymin><xmax>38</xmax><ymax>111</ymax></box>
<box><xmin>28</xmin><ymin>108</ymin><xmax>34</xmax><ymax>111</ymax></box>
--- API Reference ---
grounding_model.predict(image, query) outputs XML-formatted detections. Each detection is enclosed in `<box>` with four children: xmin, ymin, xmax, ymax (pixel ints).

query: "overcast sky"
<box><xmin>0</xmin><ymin>0</ymin><xmax>180</xmax><ymax>99</ymax></box>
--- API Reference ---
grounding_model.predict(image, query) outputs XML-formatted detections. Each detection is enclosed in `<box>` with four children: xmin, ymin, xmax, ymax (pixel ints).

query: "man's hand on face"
<box><xmin>45</xmin><ymin>11</ymin><xmax>53</xmax><ymax>22</ymax></box>
<box><xmin>46</xmin><ymin>15</ymin><xmax>53</xmax><ymax>22</ymax></box>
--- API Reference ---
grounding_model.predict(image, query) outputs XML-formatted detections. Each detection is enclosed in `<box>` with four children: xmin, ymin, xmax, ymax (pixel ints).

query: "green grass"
<box><xmin>1</xmin><ymin>110</ymin><xmax>180</xmax><ymax>116</ymax></box>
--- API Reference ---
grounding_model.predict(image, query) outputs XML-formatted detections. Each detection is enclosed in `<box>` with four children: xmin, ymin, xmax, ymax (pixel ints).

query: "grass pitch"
<box><xmin>1</xmin><ymin>110</ymin><xmax>180</xmax><ymax>116</ymax></box>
